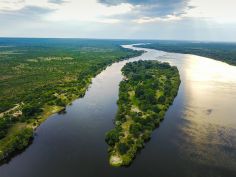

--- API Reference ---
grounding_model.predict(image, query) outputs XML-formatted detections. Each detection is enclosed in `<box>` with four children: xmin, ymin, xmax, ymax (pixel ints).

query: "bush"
<box><xmin>129</xmin><ymin>123</ymin><xmax>142</xmax><ymax>137</ymax></box>
<box><xmin>158</xmin><ymin>95</ymin><xmax>165</xmax><ymax>104</ymax></box>
<box><xmin>22</xmin><ymin>104</ymin><xmax>43</xmax><ymax>118</ymax></box>
<box><xmin>142</xmin><ymin>131</ymin><xmax>152</xmax><ymax>141</ymax></box>
<box><xmin>1</xmin><ymin>128</ymin><xmax>33</xmax><ymax>160</ymax></box>
<box><xmin>118</xmin><ymin>143</ymin><xmax>129</xmax><ymax>155</ymax></box>
<box><xmin>105</xmin><ymin>129</ymin><xmax>120</xmax><ymax>146</ymax></box>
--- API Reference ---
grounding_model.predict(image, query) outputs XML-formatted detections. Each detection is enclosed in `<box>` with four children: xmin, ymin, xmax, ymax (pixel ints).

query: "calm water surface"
<box><xmin>0</xmin><ymin>45</ymin><xmax>236</xmax><ymax>177</ymax></box>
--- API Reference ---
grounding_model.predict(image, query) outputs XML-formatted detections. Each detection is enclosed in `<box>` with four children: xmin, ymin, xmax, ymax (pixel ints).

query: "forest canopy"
<box><xmin>0</xmin><ymin>38</ymin><xmax>143</xmax><ymax>162</ymax></box>
<box><xmin>105</xmin><ymin>60</ymin><xmax>181</xmax><ymax>166</ymax></box>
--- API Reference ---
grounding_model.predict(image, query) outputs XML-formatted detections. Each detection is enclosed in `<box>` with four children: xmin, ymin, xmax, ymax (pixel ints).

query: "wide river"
<box><xmin>0</xmin><ymin>45</ymin><xmax>236</xmax><ymax>177</ymax></box>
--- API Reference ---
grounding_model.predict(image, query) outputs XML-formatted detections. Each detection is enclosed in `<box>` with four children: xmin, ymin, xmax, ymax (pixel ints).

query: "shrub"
<box><xmin>118</xmin><ymin>143</ymin><xmax>129</xmax><ymax>155</ymax></box>
<box><xmin>105</xmin><ymin>129</ymin><xmax>120</xmax><ymax>146</ymax></box>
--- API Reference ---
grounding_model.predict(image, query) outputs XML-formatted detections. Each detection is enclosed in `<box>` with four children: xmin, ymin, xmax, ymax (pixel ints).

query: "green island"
<box><xmin>105</xmin><ymin>60</ymin><xmax>181</xmax><ymax>166</ymax></box>
<box><xmin>0</xmin><ymin>38</ymin><xmax>143</xmax><ymax>162</ymax></box>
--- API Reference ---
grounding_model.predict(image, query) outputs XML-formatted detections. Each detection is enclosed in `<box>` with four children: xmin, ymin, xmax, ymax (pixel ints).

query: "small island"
<box><xmin>105</xmin><ymin>60</ymin><xmax>181</xmax><ymax>166</ymax></box>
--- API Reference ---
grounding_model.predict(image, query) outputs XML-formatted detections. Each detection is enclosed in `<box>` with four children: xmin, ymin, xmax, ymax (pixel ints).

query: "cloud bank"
<box><xmin>0</xmin><ymin>0</ymin><xmax>236</xmax><ymax>41</ymax></box>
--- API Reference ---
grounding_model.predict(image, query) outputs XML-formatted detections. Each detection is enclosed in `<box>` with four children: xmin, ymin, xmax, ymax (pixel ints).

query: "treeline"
<box><xmin>137</xmin><ymin>41</ymin><xmax>236</xmax><ymax>66</ymax></box>
<box><xmin>0</xmin><ymin>128</ymin><xmax>33</xmax><ymax>161</ymax></box>
<box><xmin>105</xmin><ymin>60</ymin><xmax>181</xmax><ymax>166</ymax></box>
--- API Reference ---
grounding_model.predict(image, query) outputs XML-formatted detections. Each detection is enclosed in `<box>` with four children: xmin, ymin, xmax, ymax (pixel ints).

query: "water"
<box><xmin>0</xmin><ymin>45</ymin><xmax>236</xmax><ymax>177</ymax></box>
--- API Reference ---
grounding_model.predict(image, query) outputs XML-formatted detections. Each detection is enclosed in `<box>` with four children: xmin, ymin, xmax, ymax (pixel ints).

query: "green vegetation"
<box><xmin>0</xmin><ymin>127</ymin><xmax>33</xmax><ymax>161</ymax></box>
<box><xmin>137</xmin><ymin>41</ymin><xmax>236</xmax><ymax>66</ymax></box>
<box><xmin>0</xmin><ymin>38</ymin><xmax>143</xmax><ymax>161</ymax></box>
<box><xmin>105</xmin><ymin>60</ymin><xmax>180</xmax><ymax>166</ymax></box>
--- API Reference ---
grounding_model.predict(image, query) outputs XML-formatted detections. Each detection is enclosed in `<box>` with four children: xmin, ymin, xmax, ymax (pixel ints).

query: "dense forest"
<box><xmin>137</xmin><ymin>41</ymin><xmax>236</xmax><ymax>66</ymax></box>
<box><xmin>0</xmin><ymin>38</ymin><xmax>143</xmax><ymax>161</ymax></box>
<box><xmin>105</xmin><ymin>60</ymin><xmax>181</xmax><ymax>166</ymax></box>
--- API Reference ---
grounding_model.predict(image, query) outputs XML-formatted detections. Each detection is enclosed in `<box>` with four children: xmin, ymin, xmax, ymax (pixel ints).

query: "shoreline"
<box><xmin>135</xmin><ymin>44</ymin><xmax>236</xmax><ymax>66</ymax></box>
<box><xmin>0</xmin><ymin>48</ymin><xmax>144</xmax><ymax>164</ymax></box>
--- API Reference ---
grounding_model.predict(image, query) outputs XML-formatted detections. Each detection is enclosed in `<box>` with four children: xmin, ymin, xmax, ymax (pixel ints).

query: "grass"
<box><xmin>36</xmin><ymin>105</ymin><xmax>64</xmax><ymax>125</ymax></box>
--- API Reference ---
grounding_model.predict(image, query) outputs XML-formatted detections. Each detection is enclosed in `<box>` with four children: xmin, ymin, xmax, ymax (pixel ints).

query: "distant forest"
<box><xmin>137</xmin><ymin>41</ymin><xmax>236</xmax><ymax>66</ymax></box>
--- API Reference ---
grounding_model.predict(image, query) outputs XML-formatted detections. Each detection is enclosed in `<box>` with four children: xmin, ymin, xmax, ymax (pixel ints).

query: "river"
<box><xmin>0</xmin><ymin>45</ymin><xmax>236</xmax><ymax>177</ymax></box>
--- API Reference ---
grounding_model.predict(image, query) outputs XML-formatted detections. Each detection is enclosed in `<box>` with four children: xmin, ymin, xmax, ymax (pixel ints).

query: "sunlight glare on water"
<box><xmin>126</xmin><ymin>45</ymin><xmax>236</xmax><ymax>173</ymax></box>
<box><xmin>155</xmin><ymin>51</ymin><xmax>236</xmax><ymax>172</ymax></box>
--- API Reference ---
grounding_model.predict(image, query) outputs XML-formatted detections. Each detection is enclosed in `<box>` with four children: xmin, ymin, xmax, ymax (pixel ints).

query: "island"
<box><xmin>0</xmin><ymin>39</ymin><xmax>143</xmax><ymax>162</ymax></box>
<box><xmin>105</xmin><ymin>60</ymin><xmax>181</xmax><ymax>166</ymax></box>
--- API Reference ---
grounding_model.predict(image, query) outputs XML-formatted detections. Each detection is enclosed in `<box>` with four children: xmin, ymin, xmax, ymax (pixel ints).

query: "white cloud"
<box><xmin>0</xmin><ymin>0</ymin><xmax>59</xmax><ymax>11</ymax></box>
<box><xmin>3</xmin><ymin>0</ymin><xmax>235</xmax><ymax>25</ymax></box>
<box><xmin>46</xmin><ymin>0</ymin><xmax>133</xmax><ymax>23</ymax></box>
<box><xmin>0</xmin><ymin>0</ymin><xmax>236</xmax><ymax>41</ymax></box>
<box><xmin>0</xmin><ymin>0</ymin><xmax>133</xmax><ymax>24</ymax></box>
<box><xmin>133</xmin><ymin>15</ymin><xmax>182</xmax><ymax>24</ymax></box>
<box><xmin>94</xmin><ymin>18</ymin><xmax>121</xmax><ymax>24</ymax></box>
<box><xmin>185</xmin><ymin>0</ymin><xmax>236</xmax><ymax>23</ymax></box>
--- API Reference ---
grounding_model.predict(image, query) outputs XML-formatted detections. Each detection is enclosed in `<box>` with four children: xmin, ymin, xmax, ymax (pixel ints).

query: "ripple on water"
<box><xmin>178</xmin><ymin>118</ymin><xmax>236</xmax><ymax>171</ymax></box>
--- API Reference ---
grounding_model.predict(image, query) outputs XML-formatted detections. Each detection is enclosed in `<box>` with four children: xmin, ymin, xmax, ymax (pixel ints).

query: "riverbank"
<box><xmin>105</xmin><ymin>60</ymin><xmax>181</xmax><ymax>166</ymax></box>
<box><xmin>0</xmin><ymin>44</ymin><xmax>143</xmax><ymax>163</ymax></box>
<box><xmin>136</xmin><ymin>42</ymin><xmax>236</xmax><ymax>66</ymax></box>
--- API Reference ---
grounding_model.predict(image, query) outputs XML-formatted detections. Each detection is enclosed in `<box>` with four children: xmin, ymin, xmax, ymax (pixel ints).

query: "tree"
<box><xmin>129</xmin><ymin>123</ymin><xmax>142</xmax><ymax>137</ymax></box>
<box><xmin>22</xmin><ymin>104</ymin><xmax>43</xmax><ymax>118</ymax></box>
<box><xmin>158</xmin><ymin>95</ymin><xmax>165</xmax><ymax>104</ymax></box>
<box><xmin>105</xmin><ymin>129</ymin><xmax>120</xmax><ymax>146</ymax></box>
<box><xmin>135</xmin><ymin>85</ymin><xmax>144</xmax><ymax>98</ymax></box>
<box><xmin>118</xmin><ymin>143</ymin><xmax>129</xmax><ymax>155</ymax></box>
<box><xmin>145</xmin><ymin>89</ymin><xmax>156</xmax><ymax>104</ymax></box>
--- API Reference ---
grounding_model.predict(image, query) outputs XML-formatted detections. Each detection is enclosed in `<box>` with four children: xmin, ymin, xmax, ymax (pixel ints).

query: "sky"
<box><xmin>0</xmin><ymin>0</ymin><xmax>236</xmax><ymax>41</ymax></box>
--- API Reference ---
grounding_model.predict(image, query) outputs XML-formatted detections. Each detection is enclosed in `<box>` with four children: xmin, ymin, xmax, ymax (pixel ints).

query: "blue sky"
<box><xmin>0</xmin><ymin>0</ymin><xmax>236</xmax><ymax>41</ymax></box>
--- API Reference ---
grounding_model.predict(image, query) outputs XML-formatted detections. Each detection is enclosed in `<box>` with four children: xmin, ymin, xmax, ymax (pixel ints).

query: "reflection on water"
<box><xmin>158</xmin><ymin>50</ymin><xmax>236</xmax><ymax>173</ymax></box>
<box><xmin>179</xmin><ymin>118</ymin><xmax>236</xmax><ymax>170</ymax></box>
<box><xmin>128</xmin><ymin>45</ymin><xmax>236</xmax><ymax>174</ymax></box>
<box><xmin>0</xmin><ymin>45</ymin><xmax>235</xmax><ymax>177</ymax></box>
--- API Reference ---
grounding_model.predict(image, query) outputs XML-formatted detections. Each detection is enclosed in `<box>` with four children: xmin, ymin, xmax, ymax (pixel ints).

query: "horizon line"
<box><xmin>0</xmin><ymin>36</ymin><xmax>236</xmax><ymax>44</ymax></box>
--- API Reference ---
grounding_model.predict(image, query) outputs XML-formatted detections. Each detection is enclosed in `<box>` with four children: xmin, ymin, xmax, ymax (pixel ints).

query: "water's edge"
<box><xmin>1</xmin><ymin>44</ymin><xmax>235</xmax><ymax>177</ymax></box>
